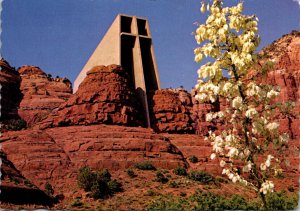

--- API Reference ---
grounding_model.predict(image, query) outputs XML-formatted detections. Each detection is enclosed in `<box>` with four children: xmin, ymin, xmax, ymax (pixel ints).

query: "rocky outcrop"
<box><xmin>259</xmin><ymin>30</ymin><xmax>300</xmax><ymax>139</ymax></box>
<box><xmin>150</xmin><ymin>88</ymin><xmax>194</xmax><ymax>133</ymax></box>
<box><xmin>0</xmin><ymin>151</ymin><xmax>54</xmax><ymax>206</ymax></box>
<box><xmin>18</xmin><ymin>65</ymin><xmax>72</xmax><ymax>126</ymax></box>
<box><xmin>1</xmin><ymin>125</ymin><xmax>187</xmax><ymax>193</ymax></box>
<box><xmin>0</xmin><ymin>59</ymin><xmax>22</xmax><ymax>121</ymax></box>
<box><xmin>38</xmin><ymin>65</ymin><xmax>142</xmax><ymax>128</ymax></box>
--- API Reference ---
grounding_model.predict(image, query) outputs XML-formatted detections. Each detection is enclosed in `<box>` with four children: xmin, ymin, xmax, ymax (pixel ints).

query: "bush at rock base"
<box><xmin>77</xmin><ymin>167</ymin><xmax>122</xmax><ymax>199</ymax></box>
<box><xmin>188</xmin><ymin>171</ymin><xmax>214</xmax><ymax>184</ymax></box>
<box><xmin>134</xmin><ymin>161</ymin><xmax>156</xmax><ymax>171</ymax></box>
<box><xmin>126</xmin><ymin>169</ymin><xmax>137</xmax><ymax>178</ymax></box>
<box><xmin>173</xmin><ymin>166</ymin><xmax>187</xmax><ymax>176</ymax></box>
<box><xmin>188</xmin><ymin>155</ymin><xmax>198</xmax><ymax>163</ymax></box>
<box><xmin>4</xmin><ymin>119</ymin><xmax>27</xmax><ymax>131</ymax></box>
<box><xmin>155</xmin><ymin>171</ymin><xmax>169</xmax><ymax>184</ymax></box>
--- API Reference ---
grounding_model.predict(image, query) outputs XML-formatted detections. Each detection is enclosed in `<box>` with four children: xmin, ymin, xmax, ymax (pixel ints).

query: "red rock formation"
<box><xmin>0</xmin><ymin>59</ymin><xmax>22</xmax><ymax>121</ymax></box>
<box><xmin>1</xmin><ymin>125</ymin><xmax>187</xmax><ymax>193</ymax></box>
<box><xmin>18</xmin><ymin>65</ymin><xmax>72</xmax><ymax>126</ymax></box>
<box><xmin>1</xmin><ymin>150</ymin><xmax>55</xmax><ymax>206</ymax></box>
<box><xmin>259</xmin><ymin>30</ymin><xmax>300</xmax><ymax>139</ymax></box>
<box><xmin>150</xmin><ymin>88</ymin><xmax>194</xmax><ymax>133</ymax></box>
<box><xmin>38</xmin><ymin>65</ymin><xmax>142</xmax><ymax>128</ymax></box>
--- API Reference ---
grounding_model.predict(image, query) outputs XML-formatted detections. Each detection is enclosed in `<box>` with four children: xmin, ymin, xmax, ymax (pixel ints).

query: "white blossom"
<box><xmin>260</xmin><ymin>180</ymin><xmax>274</xmax><ymax>195</ymax></box>
<box><xmin>245</xmin><ymin>107</ymin><xmax>257</xmax><ymax>118</ymax></box>
<box><xmin>210</xmin><ymin>153</ymin><xmax>216</xmax><ymax>160</ymax></box>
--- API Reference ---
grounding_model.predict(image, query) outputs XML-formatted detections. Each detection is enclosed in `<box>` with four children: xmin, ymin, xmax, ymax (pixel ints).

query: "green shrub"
<box><xmin>44</xmin><ymin>182</ymin><xmax>54</xmax><ymax>196</ymax></box>
<box><xmin>169</xmin><ymin>181</ymin><xmax>179</xmax><ymax>188</ymax></box>
<box><xmin>173</xmin><ymin>166</ymin><xmax>187</xmax><ymax>176</ymax></box>
<box><xmin>134</xmin><ymin>161</ymin><xmax>156</xmax><ymax>170</ymax></box>
<box><xmin>71</xmin><ymin>199</ymin><xmax>83</xmax><ymax>207</ymax></box>
<box><xmin>155</xmin><ymin>171</ymin><xmax>169</xmax><ymax>184</ymax></box>
<box><xmin>223</xmin><ymin>194</ymin><xmax>249</xmax><ymax>210</ymax></box>
<box><xmin>77</xmin><ymin>166</ymin><xmax>95</xmax><ymax>191</ymax></box>
<box><xmin>146</xmin><ymin>189</ymin><xmax>157</xmax><ymax>196</ymax></box>
<box><xmin>191</xmin><ymin>189</ymin><xmax>227</xmax><ymax>210</ymax></box>
<box><xmin>180</xmin><ymin>192</ymin><xmax>187</xmax><ymax>197</ymax></box>
<box><xmin>6</xmin><ymin>119</ymin><xmax>27</xmax><ymax>131</ymax></box>
<box><xmin>90</xmin><ymin>179</ymin><xmax>110</xmax><ymax>199</ymax></box>
<box><xmin>98</xmin><ymin>168</ymin><xmax>111</xmax><ymax>182</ymax></box>
<box><xmin>107</xmin><ymin>179</ymin><xmax>123</xmax><ymax>193</ymax></box>
<box><xmin>188</xmin><ymin>171</ymin><xmax>214</xmax><ymax>184</ymax></box>
<box><xmin>126</xmin><ymin>169</ymin><xmax>136</xmax><ymax>178</ymax></box>
<box><xmin>77</xmin><ymin>166</ymin><xmax>122</xmax><ymax>199</ymax></box>
<box><xmin>265</xmin><ymin>191</ymin><xmax>299</xmax><ymax>210</ymax></box>
<box><xmin>188</xmin><ymin>155</ymin><xmax>198</xmax><ymax>163</ymax></box>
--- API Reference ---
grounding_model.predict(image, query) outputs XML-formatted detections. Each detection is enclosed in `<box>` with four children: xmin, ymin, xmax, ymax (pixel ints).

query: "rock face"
<box><xmin>260</xmin><ymin>31</ymin><xmax>300</xmax><ymax>139</ymax></box>
<box><xmin>38</xmin><ymin>65</ymin><xmax>142</xmax><ymax>128</ymax></box>
<box><xmin>150</xmin><ymin>88</ymin><xmax>194</xmax><ymax>133</ymax></box>
<box><xmin>0</xmin><ymin>59</ymin><xmax>22</xmax><ymax>121</ymax></box>
<box><xmin>1</xmin><ymin>125</ymin><xmax>187</xmax><ymax>193</ymax></box>
<box><xmin>18</xmin><ymin>65</ymin><xmax>72</xmax><ymax>126</ymax></box>
<box><xmin>1</xmin><ymin>151</ymin><xmax>55</xmax><ymax>206</ymax></box>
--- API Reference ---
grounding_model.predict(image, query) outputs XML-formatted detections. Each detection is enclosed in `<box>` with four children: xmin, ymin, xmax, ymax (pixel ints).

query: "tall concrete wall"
<box><xmin>74</xmin><ymin>14</ymin><xmax>160</xmax><ymax>127</ymax></box>
<box><xmin>74</xmin><ymin>16</ymin><xmax>121</xmax><ymax>92</ymax></box>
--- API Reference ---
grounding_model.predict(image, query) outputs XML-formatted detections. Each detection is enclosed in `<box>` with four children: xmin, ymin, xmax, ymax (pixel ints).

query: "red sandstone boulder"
<box><xmin>0</xmin><ymin>59</ymin><xmax>22</xmax><ymax>121</ymax></box>
<box><xmin>150</xmin><ymin>88</ymin><xmax>194</xmax><ymax>133</ymax></box>
<box><xmin>38</xmin><ymin>65</ymin><xmax>142</xmax><ymax>128</ymax></box>
<box><xmin>18</xmin><ymin>65</ymin><xmax>72</xmax><ymax>126</ymax></box>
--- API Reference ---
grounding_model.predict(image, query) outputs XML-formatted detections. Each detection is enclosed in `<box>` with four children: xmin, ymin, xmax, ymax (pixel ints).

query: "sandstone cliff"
<box><xmin>150</xmin><ymin>88</ymin><xmax>194</xmax><ymax>133</ymax></box>
<box><xmin>18</xmin><ymin>65</ymin><xmax>72</xmax><ymax>126</ymax></box>
<box><xmin>38</xmin><ymin>65</ymin><xmax>142</xmax><ymax>128</ymax></box>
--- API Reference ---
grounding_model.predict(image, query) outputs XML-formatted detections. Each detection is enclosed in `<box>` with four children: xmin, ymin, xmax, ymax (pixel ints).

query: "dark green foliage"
<box><xmin>71</xmin><ymin>199</ymin><xmax>83</xmax><ymax>207</ymax></box>
<box><xmin>168</xmin><ymin>181</ymin><xmax>179</xmax><ymax>188</ymax></box>
<box><xmin>107</xmin><ymin>179</ymin><xmax>123</xmax><ymax>193</ymax></box>
<box><xmin>77</xmin><ymin>166</ymin><xmax>122</xmax><ymax>199</ymax></box>
<box><xmin>180</xmin><ymin>192</ymin><xmax>187</xmax><ymax>197</ymax></box>
<box><xmin>191</xmin><ymin>189</ymin><xmax>225</xmax><ymax>210</ymax></box>
<box><xmin>98</xmin><ymin>168</ymin><xmax>111</xmax><ymax>182</ymax></box>
<box><xmin>126</xmin><ymin>169</ymin><xmax>137</xmax><ymax>178</ymax></box>
<box><xmin>134</xmin><ymin>161</ymin><xmax>156</xmax><ymax>170</ymax></box>
<box><xmin>146</xmin><ymin>189</ymin><xmax>157</xmax><ymax>196</ymax></box>
<box><xmin>90</xmin><ymin>179</ymin><xmax>110</xmax><ymax>199</ymax></box>
<box><xmin>6</xmin><ymin>119</ymin><xmax>27</xmax><ymax>131</ymax></box>
<box><xmin>147</xmin><ymin>189</ymin><xmax>299</xmax><ymax>211</ymax></box>
<box><xmin>173</xmin><ymin>166</ymin><xmax>187</xmax><ymax>176</ymax></box>
<box><xmin>77</xmin><ymin>166</ymin><xmax>95</xmax><ymax>191</ymax></box>
<box><xmin>265</xmin><ymin>191</ymin><xmax>299</xmax><ymax>210</ymax></box>
<box><xmin>223</xmin><ymin>194</ymin><xmax>249</xmax><ymax>210</ymax></box>
<box><xmin>188</xmin><ymin>171</ymin><xmax>214</xmax><ymax>184</ymax></box>
<box><xmin>188</xmin><ymin>155</ymin><xmax>198</xmax><ymax>163</ymax></box>
<box><xmin>44</xmin><ymin>182</ymin><xmax>54</xmax><ymax>196</ymax></box>
<box><xmin>47</xmin><ymin>74</ymin><xmax>52</xmax><ymax>78</ymax></box>
<box><xmin>155</xmin><ymin>171</ymin><xmax>169</xmax><ymax>184</ymax></box>
<box><xmin>10</xmin><ymin>176</ymin><xmax>20</xmax><ymax>185</ymax></box>
<box><xmin>147</xmin><ymin>195</ymin><xmax>187</xmax><ymax>211</ymax></box>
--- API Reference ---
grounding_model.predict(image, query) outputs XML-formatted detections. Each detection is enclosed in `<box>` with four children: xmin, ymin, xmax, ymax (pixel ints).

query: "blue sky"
<box><xmin>2</xmin><ymin>0</ymin><xmax>300</xmax><ymax>90</ymax></box>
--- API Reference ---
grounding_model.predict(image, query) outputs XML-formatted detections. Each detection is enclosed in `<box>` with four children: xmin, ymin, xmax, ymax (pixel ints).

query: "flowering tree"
<box><xmin>194</xmin><ymin>0</ymin><xmax>289</xmax><ymax>208</ymax></box>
